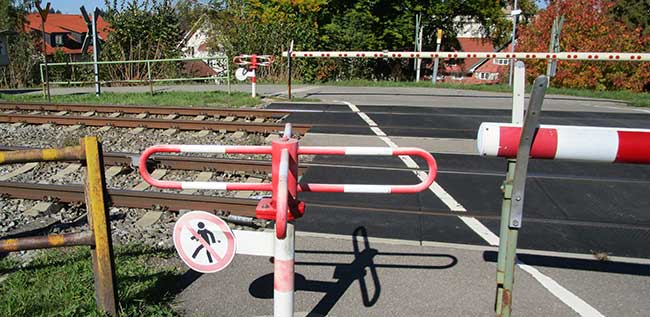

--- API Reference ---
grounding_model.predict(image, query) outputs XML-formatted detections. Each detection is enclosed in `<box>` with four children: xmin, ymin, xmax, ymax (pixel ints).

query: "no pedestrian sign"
<box><xmin>173</xmin><ymin>211</ymin><xmax>236</xmax><ymax>273</ymax></box>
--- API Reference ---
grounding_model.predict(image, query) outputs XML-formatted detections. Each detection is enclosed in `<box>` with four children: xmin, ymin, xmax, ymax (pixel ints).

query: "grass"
<box><xmin>0</xmin><ymin>90</ymin><xmax>261</xmax><ymax>108</ymax></box>
<box><xmin>289</xmin><ymin>79</ymin><xmax>650</xmax><ymax>107</ymax></box>
<box><xmin>0</xmin><ymin>244</ymin><xmax>183</xmax><ymax>316</ymax></box>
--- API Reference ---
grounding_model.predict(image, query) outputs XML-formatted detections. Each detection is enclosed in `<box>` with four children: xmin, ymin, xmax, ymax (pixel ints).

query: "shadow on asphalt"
<box><xmin>0</xmin><ymin>88</ymin><xmax>40</xmax><ymax>95</ymax></box>
<box><xmin>249</xmin><ymin>226</ymin><xmax>457</xmax><ymax>316</ymax></box>
<box><xmin>483</xmin><ymin>251</ymin><xmax>650</xmax><ymax>276</ymax></box>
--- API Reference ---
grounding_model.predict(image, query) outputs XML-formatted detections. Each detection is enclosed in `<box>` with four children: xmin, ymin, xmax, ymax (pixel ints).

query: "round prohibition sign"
<box><xmin>173</xmin><ymin>211</ymin><xmax>236</xmax><ymax>273</ymax></box>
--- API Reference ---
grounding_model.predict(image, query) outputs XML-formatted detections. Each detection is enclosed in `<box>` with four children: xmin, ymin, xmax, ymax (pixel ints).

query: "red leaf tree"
<box><xmin>517</xmin><ymin>0</ymin><xmax>650</xmax><ymax>91</ymax></box>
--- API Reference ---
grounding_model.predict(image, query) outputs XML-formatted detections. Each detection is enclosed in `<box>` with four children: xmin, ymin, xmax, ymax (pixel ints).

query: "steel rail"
<box><xmin>5</xmin><ymin>146</ymin><xmax>650</xmax><ymax>184</ymax></box>
<box><xmin>0</xmin><ymin>101</ymin><xmax>290</xmax><ymax>118</ymax></box>
<box><xmin>1</xmin><ymin>181</ymin><xmax>648</xmax><ymax>232</ymax></box>
<box><xmin>0</xmin><ymin>181</ymin><xmax>258</xmax><ymax>217</ymax></box>
<box><xmin>0</xmin><ymin>113</ymin><xmax>310</xmax><ymax>134</ymax></box>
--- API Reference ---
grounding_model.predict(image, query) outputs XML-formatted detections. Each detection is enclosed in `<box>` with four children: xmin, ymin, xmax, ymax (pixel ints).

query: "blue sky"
<box><xmin>48</xmin><ymin>1</ymin><xmax>106</xmax><ymax>14</ymax></box>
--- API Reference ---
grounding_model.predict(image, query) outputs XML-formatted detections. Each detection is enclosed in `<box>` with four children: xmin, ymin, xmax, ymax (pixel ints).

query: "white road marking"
<box><xmin>339</xmin><ymin>100</ymin><xmax>603</xmax><ymax>316</ymax></box>
<box><xmin>271</xmin><ymin>86</ymin><xmax>318</xmax><ymax>97</ymax></box>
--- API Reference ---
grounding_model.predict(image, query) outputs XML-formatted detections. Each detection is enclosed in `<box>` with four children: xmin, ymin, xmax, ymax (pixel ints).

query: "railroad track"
<box><xmin>2</xmin><ymin>145</ymin><xmax>649</xmax><ymax>246</ymax></box>
<box><xmin>0</xmin><ymin>101</ymin><xmax>310</xmax><ymax>134</ymax></box>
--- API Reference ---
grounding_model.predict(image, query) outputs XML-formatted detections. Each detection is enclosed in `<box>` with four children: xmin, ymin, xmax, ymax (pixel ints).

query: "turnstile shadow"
<box><xmin>249</xmin><ymin>226</ymin><xmax>457</xmax><ymax>316</ymax></box>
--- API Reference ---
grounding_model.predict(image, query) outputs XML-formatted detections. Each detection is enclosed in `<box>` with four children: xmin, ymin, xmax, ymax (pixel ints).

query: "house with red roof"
<box><xmin>435</xmin><ymin>12</ymin><xmax>515</xmax><ymax>84</ymax></box>
<box><xmin>25</xmin><ymin>13</ymin><xmax>111</xmax><ymax>60</ymax></box>
<box><xmin>440</xmin><ymin>37</ymin><xmax>512</xmax><ymax>84</ymax></box>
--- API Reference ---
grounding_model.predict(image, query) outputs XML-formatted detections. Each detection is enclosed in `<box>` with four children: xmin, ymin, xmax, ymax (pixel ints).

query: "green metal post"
<box><xmin>495</xmin><ymin>159</ymin><xmax>516</xmax><ymax>316</ymax></box>
<box><xmin>39</xmin><ymin>64</ymin><xmax>45</xmax><ymax>96</ymax></box>
<box><xmin>147</xmin><ymin>60</ymin><xmax>153</xmax><ymax>95</ymax></box>
<box><xmin>494</xmin><ymin>76</ymin><xmax>548</xmax><ymax>317</ymax></box>
<box><xmin>227</xmin><ymin>57</ymin><xmax>231</xmax><ymax>95</ymax></box>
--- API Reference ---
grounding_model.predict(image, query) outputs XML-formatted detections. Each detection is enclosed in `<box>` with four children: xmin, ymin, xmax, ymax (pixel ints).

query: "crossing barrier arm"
<box><xmin>282</xmin><ymin>51</ymin><xmax>650</xmax><ymax>62</ymax></box>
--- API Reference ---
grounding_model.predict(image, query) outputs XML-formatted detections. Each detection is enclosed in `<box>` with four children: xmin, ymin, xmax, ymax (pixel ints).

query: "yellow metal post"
<box><xmin>83</xmin><ymin>136</ymin><xmax>118</xmax><ymax>316</ymax></box>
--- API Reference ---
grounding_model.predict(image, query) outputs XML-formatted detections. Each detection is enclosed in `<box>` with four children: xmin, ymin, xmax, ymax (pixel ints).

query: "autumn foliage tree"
<box><xmin>517</xmin><ymin>0</ymin><xmax>650</xmax><ymax>92</ymax></box>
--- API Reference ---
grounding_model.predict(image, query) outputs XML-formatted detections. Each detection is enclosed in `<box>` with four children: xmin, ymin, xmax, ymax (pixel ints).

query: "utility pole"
<box><xmin>508</xmin><ymin>0</ymin><xmax>522</xmax><ymax>86</ymax></box>
<box><xmin>432</xmin><ymin>29</ymin><xmax>443</xmax><ymax>85</ymax></box>
<box><xmin>546</xmin><ymin>15</ymin><xmax>564</xmax><ymax>87</ymax></box>
<box><xmin>287</xmin><ymin>40</ymin><xmax>293</xmax><ymax>100</ymax></box>
<box><xmin>91</xmin><ymin>8</ymin><xmax>101</xmax><ymax>96</ymax></box>
<box><xmin>35</xmin><ymin>1</ymin><xmax>51</xmax><ymax>102</ymax></box>
<box><xmin>414</xmin><ymin>14</ymin><xmax>423</xmax><ymax>82</ymax></box>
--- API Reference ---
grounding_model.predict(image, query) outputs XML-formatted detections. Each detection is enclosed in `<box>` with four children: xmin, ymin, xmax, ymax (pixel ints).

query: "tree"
<box><xmin>612</xmin><ymin>0</ymin><xmax>650</xmax><ymax>36</ymax></box>
<box><xmin>207</xmin><ymin>0</ymin><xmax>324</xmax><ymax>81</ymax></box>
<box><xmin>0</xmin><ymin>0</ymin><xmax>39</xmax><ymax>88</ymax></box>
<box><xmin>102</xmin><ymin>0</ymin><xmax>183</xmax><ymax>82</ymax></box>
<box><xmin>517</xmin><ymin>0</ymin><xmax>650</xmax><ymax>91</ymax></box>
<box><xmin>203</xmin><ymin>1</ymin><xmax>539</xmax><ymax>82</ymax></box>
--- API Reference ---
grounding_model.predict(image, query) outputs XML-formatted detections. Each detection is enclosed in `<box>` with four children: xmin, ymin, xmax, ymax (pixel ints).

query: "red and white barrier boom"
<box><xmin>233</xmin><ymin>54</ymin><xmax>274</xmax><ymax>97</ymax></box>
<box><xmin>477</xmin><ymin>75</ymin><xmax>650</xmax><ymax>317</ymax></box>
<box><xmin>139</xmin><ymin>123</ymin><xmax>437</xmax><ymax>317</ymax></box>
<box><xmin>282</xmin><ymin>50</ymin><xmax>650</xmax><ymax>62</ymax></box>
<box><xmin>477</xmin><ymin>123</ymin><xmax>650</xmax><ymax>164</ymax></box>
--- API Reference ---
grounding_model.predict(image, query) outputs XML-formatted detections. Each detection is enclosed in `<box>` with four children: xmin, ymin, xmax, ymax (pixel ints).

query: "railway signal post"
<box><xmin>233</xmin><ymin>54</ymin><xmax>274</xmax><ymax>97</ymax></box>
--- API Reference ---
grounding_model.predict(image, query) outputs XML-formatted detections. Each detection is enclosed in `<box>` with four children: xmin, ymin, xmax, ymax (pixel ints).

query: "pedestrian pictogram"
<box><xmin>173</xmin><ymin>211</ymin><xmax>236</xmax><ymax>273</ymax></box>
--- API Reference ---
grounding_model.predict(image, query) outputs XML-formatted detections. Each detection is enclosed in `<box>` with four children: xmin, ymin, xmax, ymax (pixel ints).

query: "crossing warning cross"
<box><xmin>173</xmin><ymin>211</ymin><xmax>236</xmax><ymax>273</ymax></box>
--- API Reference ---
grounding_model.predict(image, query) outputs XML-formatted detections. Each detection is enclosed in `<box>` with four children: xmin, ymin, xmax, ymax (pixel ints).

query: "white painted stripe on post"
<box><xmin>476</xmin><ymin>123</ymin><xmax>502</xmax><ymax>156</ymax></box>
<box><xmin>343</xmin><ymin>184</ymin><xmax>391</xmax><ymax>193</ymax></box>
<box><xmin>512</xmin><ymin>62</ymin><xmax>526</xmax><ymax>124</ymax></box>
<box><xmin>179</xmin><ymin>145</ymin><xmax>226</xmax><ymax>153</ymax></box>
<box><xmin>341</xmin><ymin>100</ymin><xmax>603</xmax><ymax>316</ymax></box>
<box><xmin>555</xmin><ymin>126</ymin><xmax>618</xmax><ymax>162</ymax></box>
<box><xmin>180</xmin><ymin>181</ymin><xmax>227</xmax><ymax>190</ymax></box>
<box><xmin>273</xmin><ymin>290</ymin><xmax>293</xmax><ymax>317</ymax></box>
<box><xmin>274</xmin><ymin>223</ymin><xmax>294</xmax><ymax>261</ymax></box>
<box><xmin>344</xmin><ymin>147</ymin><xmax>393</xmax><ymax>155</ymax></box>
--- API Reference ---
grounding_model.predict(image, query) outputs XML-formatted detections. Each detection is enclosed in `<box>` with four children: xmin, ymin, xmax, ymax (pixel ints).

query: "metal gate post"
<box><xmin>494</xmin><ymin>76</ymin><xmax>547</xmax><ymax>317</ymax></box>
<box><xmin>83</xmin><ymin>136</ymin><xmax>118</xmax><ymax>316</ymax></box>
<box><xmin>251</xmin><ymin>54</ymin><xmax>257</xmax><ymax>97</ymax></box>
<box><xmin>274</xmin><ymin>220</ymin><xmax>295</xmax><ymax>317</ymax></box>
<box><xmin>495</xmin><ymin>159</ymin><xmax>516</xmax><ymax>316</ymax></box>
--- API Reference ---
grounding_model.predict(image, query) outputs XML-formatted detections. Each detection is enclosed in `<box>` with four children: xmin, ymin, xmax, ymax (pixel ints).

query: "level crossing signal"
<box><xmin>233</xmin><ymin>54</ymin><xmax>274</xmax><ymax>97</ymax></box>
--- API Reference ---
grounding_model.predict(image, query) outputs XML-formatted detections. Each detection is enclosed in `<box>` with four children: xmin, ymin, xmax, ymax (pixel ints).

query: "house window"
<box><xmin>477</xmin><ymin>72</ymin><xmax>499</xmax><ymax>80</ymax></box>
<box><xmin>451</xmin><ymin>73</ymin><xmax>464</xmax><ymax>80</ymax></box>
<box><xmin>54</xmin><ymin>34</ymin><xmax>64</xmax><ymax>46</ymax></box>
<box><xmin>494</xmin><ymin>58</ymin><xmax>509</xmax><ymax>65</ymax></box>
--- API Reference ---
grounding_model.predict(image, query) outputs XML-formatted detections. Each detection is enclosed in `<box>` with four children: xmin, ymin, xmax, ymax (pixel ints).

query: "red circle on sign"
<box><xmin>173</xmin><ymin>211</ymin><xmax>236</xmax><ymax>273</ymax></box>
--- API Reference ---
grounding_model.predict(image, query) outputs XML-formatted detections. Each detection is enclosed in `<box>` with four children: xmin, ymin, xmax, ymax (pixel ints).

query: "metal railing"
<box><xmin>0</xmin><ymin>137</ymin><xmax>118</xmax><ymax>315</ymax></box>
<box><xmin>39</xmin><ymin>56</ymin><xmax>230</xmax><ymax>94</ymax></box>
